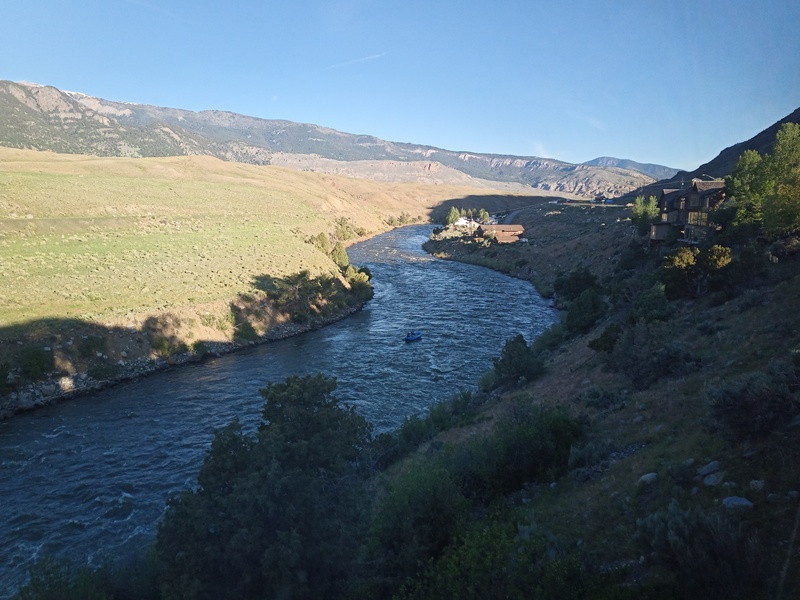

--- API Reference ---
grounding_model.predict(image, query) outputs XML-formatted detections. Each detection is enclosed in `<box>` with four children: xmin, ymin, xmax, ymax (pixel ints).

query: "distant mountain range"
<box><xmin>0</xmin><ymin>79</ymin><xmax>749</xmax><ymax>200</ymax></box>
<box><xmin>580</xmin><ymin>157</ymin><xmax>678</xmax><ymax>181</ymax></box>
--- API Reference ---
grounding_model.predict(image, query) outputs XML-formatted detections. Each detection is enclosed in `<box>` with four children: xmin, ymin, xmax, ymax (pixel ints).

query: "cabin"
<box><xmin>475</xmin><ymin>224</ymin><xmax>525</xmax><ymax>244</ymax></box>
<box><xmin>650</xmin><ymin>179</ymin><xmax>726</xmax><ymax>244</ymax></box>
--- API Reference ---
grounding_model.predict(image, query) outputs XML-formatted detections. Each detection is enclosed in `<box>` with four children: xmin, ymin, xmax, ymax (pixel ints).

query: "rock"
<box><xmin>120</xmin><ymin>351</ymin><xmax>128</xmax><ymax>358</ymax></box>
<box><xmin>638</xmin><ymin>472</ymin><xmax>658</xmax><ymax>486</ymax></box>
<box><xmin>703</xmin><ymin>471</ymin><xmax>726</xmax><ymax>486</ymax></box>
<box><xmin>40</xmin><ymin>384</ymin><xmax>58</xmax><ymax>397</ymax></box>
<box><xmin>787</xmin><ymin>491</ymin><xmax>799</xmax><ymax>501</ymax></box>
<box><xmin>697</xmin><ymin>460</ymin><xmax>721</xmax><ymax>477</ymax></box>
<box><xmin>632</xmin><ymin>415</ymin><xmax>644</xmax><ymax>424</ymax></box>
<box><xmin>16</xmin><ymin>392</ymin><xmax>35</xmax><ymax>410</ymax></box>
<box><xmin>749</xmin><ymin>480</ymin><xmax>765</xmax><ymax>492</ymax></box>
<box><xmin>723</xmin><ymin>496</ymin><xmax>753</xmax><ymax>510</ymax></box>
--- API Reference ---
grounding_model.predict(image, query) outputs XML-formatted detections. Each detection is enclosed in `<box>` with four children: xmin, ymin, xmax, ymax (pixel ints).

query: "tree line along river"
<box><xmin>0</xmin><ymin>224</ymin><xmax>557</xmax><ymax>596</ymax></box>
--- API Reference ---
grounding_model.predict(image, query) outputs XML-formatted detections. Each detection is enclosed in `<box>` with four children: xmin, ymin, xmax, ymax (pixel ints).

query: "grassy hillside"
<box><xmin>422</xmin><ymin>202</ymin><xmax>800</xmax><ymax>597</ymax></box>
<box><xmin>0</xmin><ymin>148</ymin><xmax>543</xmax><ymax>416</ymax></box>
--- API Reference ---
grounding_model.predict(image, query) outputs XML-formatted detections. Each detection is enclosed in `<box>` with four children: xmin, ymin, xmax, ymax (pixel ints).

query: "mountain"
<box><xmin>0</xmin><ymin>80</ymin><xmax>655</xmax><ymax>199</ymax></box>
<box><xmin>582</xmin><ymin>156</ymin><xmax>679</xmax><ymax>181</ymax></box>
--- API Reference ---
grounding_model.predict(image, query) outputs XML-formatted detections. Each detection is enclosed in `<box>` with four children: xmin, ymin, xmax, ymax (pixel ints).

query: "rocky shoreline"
<box><xmin>0</xmin><ymin>303</ymin><xmax>365</xmax><ymax>422</ymax></box>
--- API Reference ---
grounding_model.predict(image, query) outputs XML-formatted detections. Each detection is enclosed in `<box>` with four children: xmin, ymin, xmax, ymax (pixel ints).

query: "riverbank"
<box><xmin>0</xmin><ymin>292</ymin><xmax>368</xmax><ymax>422</ymax></box>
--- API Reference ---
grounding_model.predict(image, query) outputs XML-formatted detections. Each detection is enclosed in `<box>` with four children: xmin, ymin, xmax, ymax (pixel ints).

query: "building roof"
<box><xmin>477</xmin><ymin>224</ymin><xmax>525</xmax><ymax>233</ymax></box>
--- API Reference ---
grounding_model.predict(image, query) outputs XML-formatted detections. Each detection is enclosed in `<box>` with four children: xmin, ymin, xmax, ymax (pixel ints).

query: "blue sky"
<box><xmin>2</xmin><ymin>0</ymin><xmax>799</xmax><ymax>170</ymax></box>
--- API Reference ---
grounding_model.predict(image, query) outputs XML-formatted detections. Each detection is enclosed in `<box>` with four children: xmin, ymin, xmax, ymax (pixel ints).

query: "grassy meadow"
<box><xmin>0</xmin><ymin>149</ymin><xmax>514</xmax><ymax>326</ymax></box>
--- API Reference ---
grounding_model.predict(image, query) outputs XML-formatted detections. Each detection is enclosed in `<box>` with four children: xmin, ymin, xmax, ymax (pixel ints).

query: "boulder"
<box><xmin>723</xmin><ymin>496</ymin><xmax>753</xmax><ymax>510</ymax></box>
<box><xmin>638</xmin><ymin>472</ymin><xmax>658</xmax><ymax>486</ymax></box>
<box><xmin>697</xmin><ymin>460</ymin><xmax>721</xmax><ymax>477</ymax></box>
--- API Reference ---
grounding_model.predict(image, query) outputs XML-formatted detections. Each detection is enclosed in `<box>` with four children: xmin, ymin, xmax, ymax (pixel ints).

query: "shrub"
<box><xmin>86</xmin><ymin>363</ymin><xmax>121</xmax><ymax>381</ymax></box>
<box><xmin>576</xmin><ymin>386</ymin><xmax>628</xmax><ymax>411</ymax></box>
<box><xmin>530</xmin><ymin>323</ymin><xmax>565</xmax><ymax>355</ymax></box>
<box><xmin>587</xmin><ymin>324</ymin><xmax>622</xmax><ymax>353</ymax></box>
<box><xmin>607</xmin><ymin>322</ymin><xmax>701</xmax><ymax>389</ymax></box>
<box><xmin>565</xmin><ymin>288</ymin><xmax>606</xmax><ymax>334</ymax></box>
<box><xmin>636</xmin><ymin>500</ymin><xmax>766</xmax><ymax>599</ymax></box>
<box><xmin>15</xmin><ymin>556</ymin><xmax>110</xmax><ymax>600</ymax></box>
<box><xmin>553</xmin><ymin>267</ymin><xmax>599</xmax><ymax>302</ymax></box>
<box><xmin>369</xmin><ymin>462</ymin><xmax>469</xmax><ymax>589</ymax></box>
<box><xmin>706</xmin><ymin>359</ymin><xmax>800</xmax><ymax>438</ymax></box>
<box><xmin>446</xmin><ymin>404</ymin><xmax>583</xmax><ymax>501</ymax></box>
<box><xmin>77</xmin><ymin>335</ymin><xmax>106</xmax><ymax>359</ymax></box>
<box><xmin>492</xmin><ymin>334</ymin><xmax>545</xmax><ymax>386</ymax></box>
<box><xmin>630</xmin><ymin>283</ymin><xmax>670</xmax><ymax>324</ymax></box>
<box><xmin>20</xmin><ymin>346</ymin><xmax>53</xmax><ymax>380</ymax></box>
<box><xmin>0</xmin><ymin>362</ymin><xmax>10</xmax><ymax>393</ymax></box>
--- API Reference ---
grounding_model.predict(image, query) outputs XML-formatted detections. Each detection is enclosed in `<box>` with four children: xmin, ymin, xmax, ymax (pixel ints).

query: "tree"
<box><xmin>309</xmin><ymin>231</ymin><xmax>330</xmax><ymax>254</ymax></box>
<box><xmin>492</xmin><ymin>334</ymin><xmax>545</xmax><ymax>384</ymax></box>
<box><xmin>565</xmin><ymin>288</ymin><xmax>606</xmax><ymax>334</ymax></box>
<box><xmin>445</xmin><ymin>206</ymin><xmax>461</xmax><ymax>226</ymax></box>
<box><xmin>330</xmin><ymin>241</ymin><xmax>350</xmax><ymax>269</ymax></box>
<box><xmin>631</xmin><ymin>194</ymin><xmax>659</xmax><ymax>235</ymax></box>
<box><xmin>763</xmin><ymin>123</ymin><xmax>800</xmax><ymax>236</ymax></box>
<box><xmin>725</xmin><ymin>149</ymin><xmax>768</xmax><ymax>237</ymax></box>
<box><xmin>477</xmin><ymin>208</ymin><xmax>491</xmax><ymax>223</ymax></box>
<box><xmin>157</xmin><ymin>375</ymin><xmax>373</xmax><ymax>599</ymax></box>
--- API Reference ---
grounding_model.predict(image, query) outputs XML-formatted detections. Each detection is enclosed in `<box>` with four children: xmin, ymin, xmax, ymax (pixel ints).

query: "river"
<box><xmin>0</xmin><ymin>225</ymin><xmax>556</xmax><ymax>596</ymax></box>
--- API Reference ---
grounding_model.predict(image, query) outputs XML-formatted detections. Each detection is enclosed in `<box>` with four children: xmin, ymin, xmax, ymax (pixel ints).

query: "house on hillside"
<box><xmin>475</xmin><ymin>224</ymin><xmax>525</xmax><ymax>244</ymax></box>
<box><xmin>650</xmin><ymin>179</ymin><xmax>726</xmax><ymax>244</ymax></box>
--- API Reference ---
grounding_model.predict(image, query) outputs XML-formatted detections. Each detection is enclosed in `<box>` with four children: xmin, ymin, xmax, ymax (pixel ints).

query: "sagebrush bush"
<box><xmin>706</xmin><ymin>359</ymin><xmax>800</xmax><ymax>438</ymax></box>
<box><xmin>20</xmin><ymin>346</ymin><xmax>53</xmax><ymax>380</ymax></box>
<box><xmin>607</xmin><ymin>322</ymin><xmax>701</xmax><ymax>389</ymax></box>
<box><xmin>636</xmin><ymin>500</ymin><xmax>766</xmax><ymax>599</ymax></box>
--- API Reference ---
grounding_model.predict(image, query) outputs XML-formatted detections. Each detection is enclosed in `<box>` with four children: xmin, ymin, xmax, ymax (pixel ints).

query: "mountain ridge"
<box><xmin>0</xmin><ymin>80</ymin><xmax>658</xmax><ymax>199</ymax></box>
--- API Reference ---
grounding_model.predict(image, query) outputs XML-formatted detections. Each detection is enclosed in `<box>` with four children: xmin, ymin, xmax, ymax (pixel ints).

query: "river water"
<box><xmin>0</xmin><ymin>225</ymin><xmax>556</xmax><ymax>595</ymax></box>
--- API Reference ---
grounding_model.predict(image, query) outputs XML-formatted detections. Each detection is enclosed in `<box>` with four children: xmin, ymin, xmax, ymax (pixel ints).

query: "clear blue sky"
<box><xmin>3</xmin><ymin>0</ymin><xmax>799</xmax><ymax>170</ymax></box>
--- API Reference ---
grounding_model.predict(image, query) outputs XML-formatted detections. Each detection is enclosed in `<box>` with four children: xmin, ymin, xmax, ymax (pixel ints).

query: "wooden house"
<box><xmin>475</xmin><ymin>224</ymin><xmax>525</xmax><ymax>244</ymax></box>
<box><xmin>650</xmin><ymin>180</ymin><xmax>726</xmax><ymax>244</ymax></box>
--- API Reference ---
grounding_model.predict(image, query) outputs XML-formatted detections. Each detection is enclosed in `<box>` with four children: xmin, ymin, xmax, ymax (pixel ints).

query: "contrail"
<box><xmin>321</xmin><ymin>52</ymin><xmax>388</xmax><ymax>72</ymax></box>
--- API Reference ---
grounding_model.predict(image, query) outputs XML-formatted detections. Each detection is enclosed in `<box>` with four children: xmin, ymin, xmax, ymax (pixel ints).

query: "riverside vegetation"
<box><xmin>9</xmin><ymin>125</ymin><xmax>800</xmax><ymax>599</ymax></box>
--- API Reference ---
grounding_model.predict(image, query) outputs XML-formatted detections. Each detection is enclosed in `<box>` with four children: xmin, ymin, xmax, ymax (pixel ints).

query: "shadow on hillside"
<box><xmin>429</xmin><ymin>194</ymin><xmax>561</xmax><ymax>223</ymax></box>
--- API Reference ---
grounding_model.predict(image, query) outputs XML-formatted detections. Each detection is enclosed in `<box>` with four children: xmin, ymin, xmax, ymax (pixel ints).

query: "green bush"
<box><xmin>636</xmin><ymin>500</ymin><xmax>766</xmax><ymax>600</ymax></box>
<box><xmin>446</xmin><ymin>404</ymin><xmax>583</xmax><ymax>501</ymax></box>
<box><xmin>369</xmin><ymin>462</ymin><xmax>469</xmax><ymax>591</ymax></box>
<box><xmin>554</xmin><ymin>267</ymin><xmax>599</xmax><ymax>301</ymax></box>
<box><xmin>607</xmin><ymin>322</ymin><xmax>701</xmax><ymax>389</ymax></box>
<box><xmin>14</xmin><ymin>556</ymin><xmax>110</xmax><ymax>600</ymax></box>
<box><xmin>630</xmin><ymin>283</ymin><xmax>670</xmax><ymax>324</ymax></box>
<box><xmin>531</xmin><ymin>323</ymin><xmax>565</xmax><ymax>354</ymax></box>
<box><xmin>565</xmin><ymin>288</ymin><xmax>606</xmax><ymax>334</ymax></box>
<box><xmin>77</xmin><ymin>335</ymin><xmax>106</xmax><ymax>359</ymax></box>
<box><xmin>492</xmin><ymin>334</ymin><xmax>545</xmax><ymax>386</ymax></box>
<box><xmin>706</xmin><ymin>359</ymin><xmax>800</xmax><ymax>438</ymax></box>
<box><xmin>587</xmin><ymin>324</ymin><xmax>622</xmax><ymax>353</ymax></box>
<box><xmin>0</xmin><ymin>362</ymin><xmax>10</xmax><ymax>393</ymax></box>
<box><xmin>86</xmin><ymin>363</ymin><xmax>121</xmax><ymax>381</ymax></box>
<box><xmin>20</xmin><ymin>346</ymin><xmax>53</xmax><ymax>380</ymax></box>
